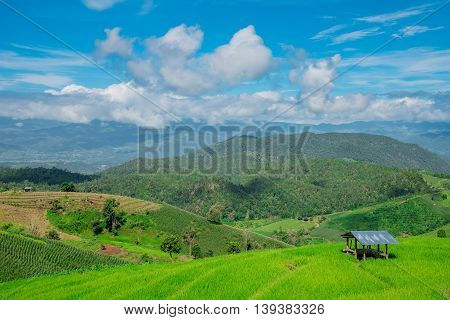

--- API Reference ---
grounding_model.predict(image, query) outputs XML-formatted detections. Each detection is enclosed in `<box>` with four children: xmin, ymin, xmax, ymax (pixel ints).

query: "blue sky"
<box><xmin>0</xmin><ymin>0</ymin><xmax>449</xmax><ymax>125</ymax></box>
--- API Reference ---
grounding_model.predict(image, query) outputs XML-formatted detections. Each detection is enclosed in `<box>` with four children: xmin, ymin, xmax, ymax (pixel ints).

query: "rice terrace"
<box><xmin>0</xmin><ymin>171</ymin><xmax>448</xmax><ymax>299</ymax></box>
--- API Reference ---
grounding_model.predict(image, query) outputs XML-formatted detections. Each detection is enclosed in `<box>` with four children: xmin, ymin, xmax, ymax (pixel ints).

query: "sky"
<box><xmin>0</xmin><ymin>0</ymin><xmax>449</xmax><ymax>126</ymax></box>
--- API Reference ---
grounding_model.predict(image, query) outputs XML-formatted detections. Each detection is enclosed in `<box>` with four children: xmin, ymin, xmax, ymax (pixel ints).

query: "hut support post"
<box><xmin>385</xmin><ymin>244</ymin><xmax>389</xmax><ymax>259</ymax></box>
<box><xmin>377</xmin><ymin>244</ymin><xmax>380</xmax><ymax>257</ymax></box>
<box><xmin>363</xmin><ymin>245</ymin><xmax>366</xmax><ymax>260</ymax></box>
<box><xmin>354</xmin><ymin>239</ymin><xmax>358</xmax><ymax>259</ymax></box>
<box><xmin>345</xmin><ymin>238</ymin><xmax>349</xmax><ymax>253</ymax></box>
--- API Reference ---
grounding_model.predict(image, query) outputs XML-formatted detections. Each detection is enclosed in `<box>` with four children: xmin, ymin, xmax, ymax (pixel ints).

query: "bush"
<box><xmin>442</xmin><ymin>194</ymin><xmax>448</xmax><ymax>200</ymax></box>
<box><xmin>140</xmin><ymin>253</ymin><xmax>154</xmax><ymax>263</ymax></box>
<box><xmin>206</xmin><ymin>249</ymin><xmax>214</xmax><ymax>257</ymax></box>
<box><xmin>437</xmin><ymin>229</ymin><xmax>447</xmax><ymax>238</ymax></box>
<box><xmin>227</xmin><ymin>241</ymin><xmax>241</xmax><ymax>254</ymax></box>
<box><xmin>192</xmin><ymin>244</ymin><xmax>202</xmax><ymax>259</ymax></box>
<box><xmin>45</xmin><ymin>230</ymin><xmax>60</xmax><ymax>240</ymax></box>
<box><xmin>60</xmin><ymin>182</ymin><xmax>76</xmax><ymax>192</ymax></box>
<box><xmin>1</xmin><ymin>223</ymin><xmax>13</xmax><ymax>231</ymax></box>
<box><xmin>207</xmin><ymin>203</ymin><xmax>222</xmax><ymax>224</ymax></box>
<box><xmin>92</xmin><ymin>220</ymin><xmax>104</xmax><ymax>235</ymax></box>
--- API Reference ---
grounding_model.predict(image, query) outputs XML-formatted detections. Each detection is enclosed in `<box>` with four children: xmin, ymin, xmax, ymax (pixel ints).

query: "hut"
<box><xmin>23</xmin><ymin>187</ymin><xmax>32</xmax><ymax>192</ymax></box>
<box><xmin>341</xmin><ymin>231</ymin><xmax>398</xmax><ymax>260</ymax></box>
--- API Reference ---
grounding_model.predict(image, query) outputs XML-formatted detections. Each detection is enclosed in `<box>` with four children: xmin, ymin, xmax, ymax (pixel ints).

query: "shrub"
<box><xmin>227</xmin><ymin>241</ymin><xmax>241</xmax><ymax>254</ymax></box>
<box><xmin>437</xmin><ymin>229</ymin><xmax>447</xmax><ymax>238</ymax></box>
<box><xmin>160</xmin><ymin>235</ymin><xmax>181</xmax><ymax>258</ymax></box>
<box><xmin>60</xmin><ymin>182</ymin><xmax>76</xmax><ymax>192</ymax></box>
<box><xmin>206</xmin><ymin>249</ymin><xmax>214</xmax><ymax>257</ymax></box>
<box><xmin>102</xmin><ymin>198</ymin><xmax>126</xmax><ymax>232</ymax></box>
<box><xmin>207</xmin><ymin>203</ymin><xmax>222</xmax><ymax>224</ymax></box>
<box><xmin>46</xmin><ymin>230</ymin><xmax>60</xmax><ymax>240</ymax></box>
<box><xmin>1</xmin><ymin>223</ymin><xmax>13</xmax><ymax>231</ymax></box>
<box><xmin>140</xmin><ymin>253</ymin><xmax>154</xmax><ymax>263</ymax></box>
<box><xmin>92</xmin><ymin>220</ymin><xmax>104</xmax><ymax>235</ymax></box>
<box><xmin>442</xmin><ymin>194</ymin><xmax>448</xmax><ymax>200</ymax></box>
<box><xmin>192</xmin><ymin>244</ymin><xmax>202</xmax><ymax>259</ymax></box>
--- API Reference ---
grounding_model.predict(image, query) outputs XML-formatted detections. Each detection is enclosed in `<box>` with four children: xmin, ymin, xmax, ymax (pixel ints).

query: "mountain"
<box><xmin>0</xmin><ymin>116</ymin><xmax>448</xmax><ymax>173</ymax></box>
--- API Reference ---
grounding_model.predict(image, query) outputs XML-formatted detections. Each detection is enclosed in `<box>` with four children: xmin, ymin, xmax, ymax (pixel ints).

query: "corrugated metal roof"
<box><xmin>351</xmin><ymin>231</ymin><xmax>398</xmax><ymax>245</ymax></box>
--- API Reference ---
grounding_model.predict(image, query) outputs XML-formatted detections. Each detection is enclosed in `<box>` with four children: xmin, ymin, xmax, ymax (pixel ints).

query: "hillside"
<box><xmin>0</xmin><ymin>236</ymin><xmax>448</xmax><ymax>299</ymax></box>
<box><xmin>85</xmin><ymin>159</ymin><xmax>429</xmax><ymax>220</ymax></box>
<box><xmin>0</xmin><ymin>231</ymin><xmax>126</xmax><ymax>282</ymax></box>
<box><xmin>206</xmin><ymin>132</ymin><xmax>450</xmax><ymax>174</ymax></box>
<box><xmin>0</xmin><ymin>192</ymin><xmax>286</xmax><ymax>260</ymax></box>
<box><xmin>0</xmin><ymin>167</ymin><xmax>94</xmax><ymax>185</ymax></box>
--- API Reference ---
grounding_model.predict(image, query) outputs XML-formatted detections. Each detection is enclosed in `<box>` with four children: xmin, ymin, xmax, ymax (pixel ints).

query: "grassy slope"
<box><xmin>0</xmin><ymin>192</ymin><xmax>286</xmax><ymax>258</ymax></box>
<box><xmin>0</xmin><ymin>236</ymin><xmax>447</xmax><ymax>299</ymax></box>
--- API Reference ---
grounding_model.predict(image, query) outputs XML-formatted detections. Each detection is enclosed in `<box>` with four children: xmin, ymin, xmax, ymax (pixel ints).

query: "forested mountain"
<box><xmin>0</xmin><ymin>167</ymin><xmax>94</xmax><ymax>185</ymax></box>
<box><xmin>83</xmin><ymin>159</ymin><xmax>429</xmax><ymax>221</ymax></box>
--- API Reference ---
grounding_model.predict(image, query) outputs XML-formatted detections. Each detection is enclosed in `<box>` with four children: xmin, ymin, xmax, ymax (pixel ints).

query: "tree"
<box><xmin>183</xmin><ymin>226</ymin><xmax>199</xmax><ymax>257</ymax></box>
<box><xmin>437</xmin><ymin>229</ymin><xmax>446</xmax><ymax>238</ymax></box>
<box><xmin>227</xmin><ymin>241</ymin><xmax>241</xmax><ymax>254</ymax></box>
<box><xmin>46</xmin><ymin>229</ymin><xmax>60</xmax><ymax>240</ymax></box>
<box><xmin>60</xmin><ymin>182</ymin><xmax>76</xmax><ymax>192</ymax></box>
<box><xmin>160</xmin><ymin>235</ymin><xmax>181</xmax><ymax>258</ymax></box>
<box><xmin>102</xmin><ymin>198</ymin><xmax>126</xmax><ymax>233</ymax></box>
<box><xmin>207</xmin><ymin>203</ymin><xmax>222</xmax><ymax>224</ymax></box>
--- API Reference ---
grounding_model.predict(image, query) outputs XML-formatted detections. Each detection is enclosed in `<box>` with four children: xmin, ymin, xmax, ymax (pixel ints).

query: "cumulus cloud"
<box><xmin>127</xmin><ymin>24</ymin><xmax>273</xmax><ymax>96</ymax></box>
<box><xmin>95</xmin><ymin>27</ymin><xmax>135</xmax><ymax>58</ymax></box>
<box><xmin>83</xmin><ymin>0</ymin><xmax>124</xmax><ymax>11</ymax></box>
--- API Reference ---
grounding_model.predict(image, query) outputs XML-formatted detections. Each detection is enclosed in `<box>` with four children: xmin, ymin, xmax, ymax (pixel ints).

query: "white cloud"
<box><xmin>311</xmin><ymin>24</ymin><xmax>346</xmax><ymax>40</ymax></box>
<box><xmin>139</xmin><ymin>0</ymin><xmax>153</xmax><ymax>15</ymax></box>
<box><xmin>395</xmin><ymin>25</ymin><xmax>444</xmax><ymax>37</ymax></box>
<box><xmin>95</xmin><ymin>27</ymin><xmax>135</xmax><ymax>58</ymax></box>
<box><xmin>16</xmin><ymin>73</ymin><xmax>72</xmax><ymax>87</ymax></box>
<box><xmin>355</xmin><ymin>4</ymin><xmax>432</xmax><ymax>24</ymax></box>
<box><xmin>82</xmin><ymin>0</ymin><xmax>124</xmax><ymax>11</ymax></box>
<box><xmin>331</xmin><ymin>27</ymin><xmax>383</xmax><ymax>44</ymax></box>
<box><xmin>131</xmin><ymin>24</ymin><xmax>273</xmax><ymax>96</ymax></box>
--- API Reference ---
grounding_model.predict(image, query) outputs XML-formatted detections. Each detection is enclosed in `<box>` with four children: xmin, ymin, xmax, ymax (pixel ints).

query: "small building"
<box><xmin>341</xmin><ymin>230</ymin><xmax>398</xmax><ymax>260</ymax></box>
<box><xmin>23</xmin><ymin>187</ymin><xmax>32</xmax><ymax>192</ymax></box>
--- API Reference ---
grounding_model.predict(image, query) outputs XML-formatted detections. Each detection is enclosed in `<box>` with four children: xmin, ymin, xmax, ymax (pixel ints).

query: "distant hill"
<box><xmin>0</xmin><ymin>167</ymin><xmax>94</xmax><ymax>185</ymax></box>
<box><xmin>208</xmin><ymin>132</ymin><xmax>450</xmax><ymax>174</ymax></box>
<box><xmin>0</xmin><ymin>116</ymin><xmax>448</xmax><ymax>172</ymax></box>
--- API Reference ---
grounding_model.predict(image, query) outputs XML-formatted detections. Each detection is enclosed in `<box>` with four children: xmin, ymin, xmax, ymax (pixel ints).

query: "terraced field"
<box><xmin>0</xmin><ymin>236</ymin><xmax>447</xmax><ymax>299</ymax></box>
<box><xmin>0</xmin><ymin>191</ymin><xmax>287</xmax><ymax>262</ymax></box>
<box><xmin>0</xmin><ymin>191</ymin><xmax>160</xmax><ymax>213</ymax></box>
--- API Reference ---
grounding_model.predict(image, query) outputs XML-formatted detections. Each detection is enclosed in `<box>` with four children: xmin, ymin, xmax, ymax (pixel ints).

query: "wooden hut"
<box><xmin>341</xmin><ymin>231</ymin><xmax>398</xmax><ymax>260</ymax></box>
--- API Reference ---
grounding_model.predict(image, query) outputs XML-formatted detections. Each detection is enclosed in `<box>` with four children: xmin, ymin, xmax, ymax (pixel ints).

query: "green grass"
<box><xmin>0</xmin><ymin>231</ymin><xmax>127</xmax><ymax>282</ymax></box>
<box><xmin>0</xmin><ymin>236</ymin><xmax>448</xmax><ymax>299</ymax></box>
<box><xmin>251</xmin><ymin>219</ymin><xmax>315</xmax><ymax>236</ymax></box>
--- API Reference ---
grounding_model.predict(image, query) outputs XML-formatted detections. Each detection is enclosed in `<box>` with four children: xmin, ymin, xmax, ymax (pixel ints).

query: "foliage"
<box><xmin>82</xmin><ymin>159</ymin><xmax>429</xmax><ymax>221</ymax></box>
<box><xmin>227</xmin><ymin>241</ymin><xmax>241</xmax><ymax>254</ymax></box>
<box><xmin>60</xmin><ymin>182</ymin><xmax>76</xmax><ymax>192</ymax></box>
<box><xmin>45</xmin><ymin>230</ymin><xmax>60</xmax><ymax>240</ymax></box>
<box><xmin>160</xmin><ymin>235</ymin><xmax>181</xmax><ymax>258</ymax></box>
<box><xmin>91</xmin><ymin>220</ymin><xmax>104</xmax><ymax>235</ymax></box>
<box><xmin>191</xmin><ymin>244</ymin><xmax>202</xmax><ymax>259</ymax></box>
<box><xmin>47</xmin><ymin>210</ymin><xmax>101</xmax><ymax>234</ymax></box>
<box><xmin>183</xmin><ymin>226</ymin><xmax>199</xmax><ymax>257</ymax></box>
<box><xmin>437</xmin><ymin>229</ymin><xmax>447</xmax><ymax>238</ymax></box>
<box><xmin>126</xmin><ymin>213</ymin><xmax>155</xmax><ymax>230</ymax></box>
<box><xmin>207</xmin><ymin>203</ymin><xmax>222</xmax><ymax>223</ymax></box>
<box><xmin>102</xmin><ymin>198</ymin><xmax>126</xmax><ymax>233</ymax></box>
<box><xmin>0</xmin><ymin>231</ymin><xmax>126</xmax><ymax>282</ymax></box>
<box><xmin>0</xmin><ymin>167</ymin><xmax>93</xmax><ymax>185</ymax></box>
<box><xmin>330</xmin><ymin>196</ymin><xmax>448</xmax><ymax>236</ymax></box>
